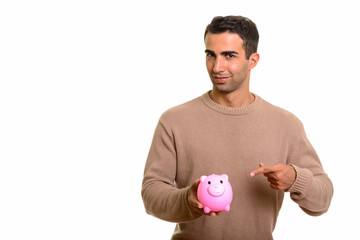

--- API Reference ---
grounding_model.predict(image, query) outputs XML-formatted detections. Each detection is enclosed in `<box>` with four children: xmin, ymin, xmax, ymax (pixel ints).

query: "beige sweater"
<box><xmin>142</xmin><ymin>92</ymin><xmax>333</xmax><ymax>240</ymax></box>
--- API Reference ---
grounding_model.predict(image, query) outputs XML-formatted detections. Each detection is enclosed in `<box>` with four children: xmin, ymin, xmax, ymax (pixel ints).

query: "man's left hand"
<box><xmin>250</xmin><ymin>163</ymin><xmax>296</xmax><ymax>191</ymax></box>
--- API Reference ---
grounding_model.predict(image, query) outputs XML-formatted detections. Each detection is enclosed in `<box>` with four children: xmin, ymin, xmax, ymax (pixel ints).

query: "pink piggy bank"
<box><xmin>197</xmin><ymin>174</ymin><xmax>233</xmax><ymax>214</ymax></box>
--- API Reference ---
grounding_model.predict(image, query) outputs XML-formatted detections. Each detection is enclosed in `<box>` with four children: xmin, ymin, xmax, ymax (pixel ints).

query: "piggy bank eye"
<box><xmin>208</xmin><ymin>181</ymin><xmax>211</xmax><ymax>185</ymax></box>
<box><xmin>220</xmin><ymin>180</ymin><xmax>223</xmax><ymax>184</ymax></box>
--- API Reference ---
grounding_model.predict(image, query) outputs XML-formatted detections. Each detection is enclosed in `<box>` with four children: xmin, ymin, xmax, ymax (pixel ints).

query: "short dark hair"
<box><xmin>204</xmin><ymin>16</ymin><xmax>259</xmax><ymax>59</ymax></box>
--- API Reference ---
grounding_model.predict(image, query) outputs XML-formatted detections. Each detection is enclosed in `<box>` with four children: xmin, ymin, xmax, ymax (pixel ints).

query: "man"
<box><xmin>141</xmin><ymin>15</ymin><xmax>333</xmax><ymax>239</ymax></box>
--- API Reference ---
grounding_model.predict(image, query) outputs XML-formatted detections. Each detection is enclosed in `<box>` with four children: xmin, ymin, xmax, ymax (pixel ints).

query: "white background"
<box><xmin>1</xmin><ymin>0</ymin><xmax>359</xmax><ymax>239</ymax></box>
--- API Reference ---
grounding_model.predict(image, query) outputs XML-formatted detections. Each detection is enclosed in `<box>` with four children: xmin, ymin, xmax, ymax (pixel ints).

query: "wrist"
<box><xmin>287</xmin><ymin>164</ymin><xmax>313</xmax><ymax>194</ymax></box>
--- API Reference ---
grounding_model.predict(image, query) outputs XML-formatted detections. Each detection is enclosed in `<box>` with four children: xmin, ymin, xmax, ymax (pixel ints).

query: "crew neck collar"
<box><xmin>201</xmin><ymin>91</ymin><xmax>262</xmax><ymax>115</ymax></box>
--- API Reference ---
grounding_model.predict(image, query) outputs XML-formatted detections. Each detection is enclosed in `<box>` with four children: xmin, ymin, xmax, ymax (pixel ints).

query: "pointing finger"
<box><xmin>250</xmin><ymin>163</ymin><xmax>276</xmax><ymax>177</ymax></box>
<box><xmin>250</xmin><ymin>166</ymin><xmax>267</xmax><ymax>177</ymax></box>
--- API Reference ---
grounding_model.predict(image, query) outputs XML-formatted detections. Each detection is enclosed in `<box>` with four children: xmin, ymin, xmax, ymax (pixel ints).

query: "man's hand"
<box><xmin>188</xmin><ymin>179</ymin><xmax>222</xmax><ymax>217</ymax></box>
<box><xmin>250</xmin><ymin>163</ymin><xmax>296</xmax><ymax>191</ymax></box>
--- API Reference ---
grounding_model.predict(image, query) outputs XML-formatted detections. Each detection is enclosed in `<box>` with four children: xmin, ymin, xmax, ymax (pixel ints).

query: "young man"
<box><xmin>141</xmin><ymin>16</ymin><xmax>333</xmax><ymax>239</ymax></box>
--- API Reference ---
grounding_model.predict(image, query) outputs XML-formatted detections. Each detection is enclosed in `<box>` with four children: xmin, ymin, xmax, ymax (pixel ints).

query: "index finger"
<box><xmin>250</xmin><ymin>166</ymin><xmax>267</xmax><ymax>177</ymax></box>
<box><xmin>250</xmin><ymin>164</ymin><xmax>275</xmax><ymax>177</ymax></box>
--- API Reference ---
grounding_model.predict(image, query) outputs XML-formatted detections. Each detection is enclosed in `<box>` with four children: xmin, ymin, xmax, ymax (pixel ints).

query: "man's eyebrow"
<box><xmin>205</xmin><ymin>49</ymin><xmax>215</xmax><ymax>55</ymax></box>
<box><xmin>220</xmin><ymin>50</ymin><xmax>239</xmax><ymax>55</ymax></box>
<box><xmin>204</xmin><ymin>49</ymin><xmax>239</xmax><ymax>55</ymax></box>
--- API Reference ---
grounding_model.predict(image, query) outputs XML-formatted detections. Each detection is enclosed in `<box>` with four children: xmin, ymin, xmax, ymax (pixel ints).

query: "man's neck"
<box><xmin>209</xmin><ymin>89</ymin><xmax>255</xmax><ymax>108</ymax></box>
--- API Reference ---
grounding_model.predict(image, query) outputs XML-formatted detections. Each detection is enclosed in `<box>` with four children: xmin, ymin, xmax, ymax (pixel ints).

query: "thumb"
<box><xmin>190</xmin><ymin>179</ymin><xmax>203</xmax><ymax>208</ymax></box>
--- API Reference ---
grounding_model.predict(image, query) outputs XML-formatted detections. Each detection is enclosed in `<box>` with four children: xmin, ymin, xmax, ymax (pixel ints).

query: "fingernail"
<box><xmin>250</xmin><ymin>172</ymin><xmax>255</xmax><ymax>177</ymax></box>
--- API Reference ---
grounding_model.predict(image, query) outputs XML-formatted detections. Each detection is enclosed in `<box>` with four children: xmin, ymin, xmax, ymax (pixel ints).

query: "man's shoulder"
<box><xmin>159</xmin><ymin>94</ymin><xmax>205</xmax><ymax>123</ymax></box>
<box><xmin>260</xmin><ymin>97</ymin><xmax>304</xmax><ymax>130</ymax></box>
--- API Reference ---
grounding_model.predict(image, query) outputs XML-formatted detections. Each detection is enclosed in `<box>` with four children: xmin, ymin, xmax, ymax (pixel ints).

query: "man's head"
<box><xmin>204</xmin><ymin>16</ymin><xmax>259</xmax><ymax>60</ymax></box>
<box><xmin>204</xmin><ymin>16</ymin><xmax>260</xmax><ymax>96</ymax></box>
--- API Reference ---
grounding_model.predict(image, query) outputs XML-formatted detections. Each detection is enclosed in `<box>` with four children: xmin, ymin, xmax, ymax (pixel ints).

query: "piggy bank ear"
<box><xmin>200</xmin><ymin>176</ymin><xmax>207</xmax><ymax>182</ymax></box>
<box><xmin>221</xmin><ymin>174</ymin><xmax>229</xmax><ymax>181</ymax></box>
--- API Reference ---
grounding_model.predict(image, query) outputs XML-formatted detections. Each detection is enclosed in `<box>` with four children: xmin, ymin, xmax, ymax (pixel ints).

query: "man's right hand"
<box><xmin>188</xmin><ymin>179</ymin><xmax>222</xmax><ymax>217</ymax></box>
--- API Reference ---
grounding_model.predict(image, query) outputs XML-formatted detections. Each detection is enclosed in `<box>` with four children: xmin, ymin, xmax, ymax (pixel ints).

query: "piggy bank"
<box><xmin>197</xmin><ymin>174</ymin><xmax>233</xmax><ymax>214</ymax></box>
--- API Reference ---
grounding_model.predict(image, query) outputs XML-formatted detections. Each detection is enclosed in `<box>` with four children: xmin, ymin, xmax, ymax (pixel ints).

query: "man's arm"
<box><xmin>250</xmin><ymin>126</ymin><xmax>333</xmax><ymax>216</ymax></box>
<box><xmin>141</xmin><ymin>118</ymin><xmax>203</xmax><ymax>222</ymax></box>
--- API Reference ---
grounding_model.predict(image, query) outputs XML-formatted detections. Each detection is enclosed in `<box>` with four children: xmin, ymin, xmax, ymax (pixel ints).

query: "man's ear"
<box><xmin>248</xmin><ymin>52</ymin><xmax>260</xmax><ymax>70</ymax></box>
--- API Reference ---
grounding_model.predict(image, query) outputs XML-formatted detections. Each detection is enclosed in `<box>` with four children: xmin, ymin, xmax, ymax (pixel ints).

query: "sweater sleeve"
<box><xmin>287</xmin><ymin>126</ymin><xmax>333</xmax><ymax>216</ymax></box>
<box><xmin>141</xmin><ymin>117</ymin><xmax>200</xmax><ymax>223</ymax></box>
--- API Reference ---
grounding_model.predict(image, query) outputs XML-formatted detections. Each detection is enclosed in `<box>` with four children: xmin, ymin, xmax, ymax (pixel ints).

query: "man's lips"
<box><xmin>213</xmin><ymin>75</ymin><xmax>230</xmax><ymax>83</ymax></box>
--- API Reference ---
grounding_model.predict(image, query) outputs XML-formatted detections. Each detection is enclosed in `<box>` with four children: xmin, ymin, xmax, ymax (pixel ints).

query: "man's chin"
<box><xmin>213</xmin><ymin>84</ymin><xmax>234</xmax><ymax>94</ymax></box>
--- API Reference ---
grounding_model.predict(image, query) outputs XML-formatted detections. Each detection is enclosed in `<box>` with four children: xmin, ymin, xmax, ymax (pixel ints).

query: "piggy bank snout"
<box><xmin>207</xmin><ymin>184</ymin><xmax>225</xmax><ymax>197</ymax></box>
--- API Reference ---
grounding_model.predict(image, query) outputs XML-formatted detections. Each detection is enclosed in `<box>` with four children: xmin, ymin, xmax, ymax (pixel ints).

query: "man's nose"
<box><xmin>213</xmin><ymin>57</ymin><xmax>225</xmax><ymax>73</ymax></box>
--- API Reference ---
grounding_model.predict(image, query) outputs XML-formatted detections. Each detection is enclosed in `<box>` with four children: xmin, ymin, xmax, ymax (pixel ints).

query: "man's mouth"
<box><xmin>213</xmin><ymin>76</ymin><xmax>230</xmax><ymax>83</ymax></box>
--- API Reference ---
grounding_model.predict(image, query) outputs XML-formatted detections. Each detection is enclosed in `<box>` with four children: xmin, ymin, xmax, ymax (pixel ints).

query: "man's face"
<box><xmin>204</xmin><ymin>32</ymin><xmax>250</xmax><ymax>94</ymax></box>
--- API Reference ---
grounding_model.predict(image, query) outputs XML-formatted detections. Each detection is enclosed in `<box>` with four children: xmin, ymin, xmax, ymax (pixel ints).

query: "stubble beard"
<box><xmin>212</xmin><ymin>77</ymin><xmax>246</xmax><ymax>94</ymax></box>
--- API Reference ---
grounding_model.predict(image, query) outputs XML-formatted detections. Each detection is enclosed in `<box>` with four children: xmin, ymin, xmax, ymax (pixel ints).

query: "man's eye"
<box><xmin>226</xmin><ymin>54</ymin><xmax>235</xmax><ymax>58</ymax></box>
<box><xmin>206</xmin><ymin>53</ymin><xmax>215</xmax><ymax>58</ymax></box>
